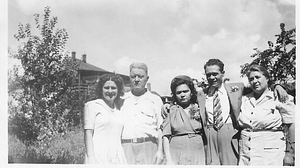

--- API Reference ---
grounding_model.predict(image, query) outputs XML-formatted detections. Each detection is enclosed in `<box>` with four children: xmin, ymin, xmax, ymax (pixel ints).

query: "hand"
<box><xmin>197</xmin><ymin>87</ymin><xmax>206</xmax><ymax>125</ymax></box>
<box><xmin>162</xmin><ymin>103</ymin><xmax>171</xmax><ymax>119</ymax></box>
<box><xmin>283</xmin><ymin>152</ymin><xmax>294</xmax><ymax>166</ymax></box>
<box><xmin>274</xmin><ymin>85</ymin><xmax>288</xmax><ymax>103</ymax></box>
<box><xmin>153</xmin><ymin>150</ymin><xmax>164</xmax><ymax>165</ymax></box>
<box><xmin>197</xmin><ymin>87</ymin><xmax>206</xmax><ymax>104</ymax></box>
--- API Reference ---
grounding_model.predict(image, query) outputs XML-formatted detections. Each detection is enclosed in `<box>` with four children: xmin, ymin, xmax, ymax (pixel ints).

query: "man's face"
<box><xmin>205</xmin><ymin>65</ymin><xmax>224</xmax><ymax>88</ymax></box>
<box><xmin>130</xmin><ymin>68</ymin><xmax>149</xmax><ymax>92</ymax></box>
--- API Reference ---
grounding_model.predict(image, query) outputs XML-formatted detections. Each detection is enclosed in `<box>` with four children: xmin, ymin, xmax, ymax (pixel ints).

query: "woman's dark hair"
<box><xmin>170</xmin><ymin>75</ymin><xmax>197</xmax><ymax>105</ymax></box>
<box><xmin>95</xmin><ymin>73</ymin><xmax>124</xmax><ymax>100</ymax></box>
<box><xmin>246</xmin><ymin>64</ymin><xmax>272</xmax><ymax>86</ymax></box>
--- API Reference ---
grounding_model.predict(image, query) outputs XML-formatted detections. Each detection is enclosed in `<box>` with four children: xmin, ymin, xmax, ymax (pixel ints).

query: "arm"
<box><xmin>162</xmin><ymin>103</ymin><xmax>171</xmax><ymax>119</ymax></box>
<box><xmin>154</xmin><ymin>101</ymin><xmax>164</xmax><ymax>164</ymax></box>
<box><xmin>272</xmin><ymin>84</ymin><xmax>289</xmax><ymax>103</ymax></box>
<box><xmin>197</xmin><ymin>87</ymin><xmax>207</xmax><ymax>127</ymax></box>
<box><xmin>163</xmin><ymin>136</ymin><xmax>174</xmax><ymax>165</ymax></box>
<box><xmin>275</xmin><ymin>96</ymin><xmax>295</xmax><ymax>165</ymax></box>
<box><xmin>154</xmin><ymin>128</ymin><xmax>164</xmax><ymax>164</ymax></box>
<box><xmin>83</xmin><ymin>101</ymin><xmax>98</xmax><ymax>164</ymax></box>
<box><xmin>84</xmin><ymin>129</ymin><xmax>98</xmax><ymax>164</ymax></box>
<box><xmin>283</xmin><ymin>123</ymin><xmax>295</xmax><ymax>166</ymax></box>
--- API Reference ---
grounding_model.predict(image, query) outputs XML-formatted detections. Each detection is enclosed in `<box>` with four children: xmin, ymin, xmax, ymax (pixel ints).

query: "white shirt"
<box><xmin>206</xmin><ymin>84</ymin><xmax>231</xmax><ymax>125</ymax></box>
<box><xmin>238</xmin><ymin>89</ymin><xmax>295</xmax><ymax>130</ymax></box>
<box><xmin>121</xmin><ymin>90</ymin><xmax>163</xmax><ymax>139</ymax></box>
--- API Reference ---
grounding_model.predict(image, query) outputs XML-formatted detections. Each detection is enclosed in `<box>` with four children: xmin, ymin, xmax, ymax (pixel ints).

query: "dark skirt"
<box><xmin>169</xmin><ymin>134</ymin><xmax>205</xmax><ymax>165</ymax></box>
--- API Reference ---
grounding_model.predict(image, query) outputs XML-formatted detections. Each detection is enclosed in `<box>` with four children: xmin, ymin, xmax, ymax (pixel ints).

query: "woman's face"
<box><xmin>175</xmin><ymin>84</ymin><xmax>192</xmax><ymax>106</ymax></box>
<box><xmin>248</xmin><ymin>71</ymin><xmax>269</xmax><ymax>94</ymax></box>
<box><xmin>102</xmin><ymin>80</ymin><xmax>118</xmax><ymax>103</ymax></box>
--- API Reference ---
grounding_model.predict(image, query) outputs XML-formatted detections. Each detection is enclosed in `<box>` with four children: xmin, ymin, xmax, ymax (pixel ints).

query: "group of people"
<box><xmin>83</xmin><ymin>59</ymin><xmax>295</xmax><ymax>166</ymax></box>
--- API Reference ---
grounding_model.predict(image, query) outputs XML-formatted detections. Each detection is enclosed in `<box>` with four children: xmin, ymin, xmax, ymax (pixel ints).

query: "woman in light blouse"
<box><xmin>238</xmin><ymin>65</ymin><xmax>295</xmax><ymax>166</ymax></box>
<box><xmin>161</xmin><ymin>75</ymin><xmax>206</xmax><ymax>165</ymax></box>
<box><xmin>83</xmin><ymin>74</ymin><xmax>126</xmax><ymax>164</ymax></box>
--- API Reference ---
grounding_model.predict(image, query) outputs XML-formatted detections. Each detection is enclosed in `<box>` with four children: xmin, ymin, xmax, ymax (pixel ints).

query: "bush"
<box><xmin>8</xmin><ymin>127</ymin><xmax>85</xmax><ymax>164</ymax></box>
<box><xmin>8</xmin><ymin>6</ymin><xmax>84</xmax><ymax>143</ymax></box>
<box><xmin>8</xmin><ymin>134</ymin><xmax>53</xmax><ymax>163</ymax></box>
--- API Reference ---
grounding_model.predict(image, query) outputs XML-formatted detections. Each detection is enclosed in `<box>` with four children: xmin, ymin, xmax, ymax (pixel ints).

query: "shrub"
<box><xmin>8</xmin><ymin>134</ymin><xmax>53</xmax><ymax>163</ymax></box>
<box><xmin>8</xmin><ymin>6</ymin><xmax>84</xmax><ymax>143</ymax></box>
<box><xmin>8</xmin><ymin>127</ymin><xmax>85</xmax><ymax>164</ymax></box>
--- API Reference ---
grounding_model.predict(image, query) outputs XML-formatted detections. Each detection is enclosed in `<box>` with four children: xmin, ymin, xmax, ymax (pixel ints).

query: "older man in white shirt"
<box><xmin>121</xmin><ymin>62</ymin><xmax>164</xmax><ymax>164</ymax></box>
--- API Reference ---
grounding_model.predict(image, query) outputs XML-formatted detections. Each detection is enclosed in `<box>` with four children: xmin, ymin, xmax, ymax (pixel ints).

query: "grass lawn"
<box><xmin>8</xmin><ymin>127</ymin><xmax>85</xmax><ymax>164</ymax></box>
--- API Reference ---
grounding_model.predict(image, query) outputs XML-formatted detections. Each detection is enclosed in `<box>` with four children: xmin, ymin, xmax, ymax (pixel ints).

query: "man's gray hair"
<box><xmin>130</xmin><ymin>62</ymin><xmax>148</xmax><ymax>75</ymax></box>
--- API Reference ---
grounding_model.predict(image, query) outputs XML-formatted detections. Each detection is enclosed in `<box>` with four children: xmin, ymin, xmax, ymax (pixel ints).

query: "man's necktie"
<box><xmin>213</xmin><ymin>90</ymin><xmax>224</xmax><ymax>130</ymax></box>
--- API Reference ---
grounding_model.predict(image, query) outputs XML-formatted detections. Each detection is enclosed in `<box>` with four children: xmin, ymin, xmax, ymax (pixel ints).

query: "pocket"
<box><xmin>264</xmin><ymin>141</ymin><xmax>279</xmax><ymax>150</ymax></box>
<box><xmin>262</xmin><ymin>107</ymin><xmax>276</xmax><ymax>115</ymax></box>
<box><xmin>138</xmin><ymin>107</ymin><xmax>155</xmax><ymax>125</ymax></box>
<box><xmin>141</xmin><ymin>109</ymin><xmax>154</xmax><ymax>117</ymax></box>
<box><xmin>263</xmin><ymin>138</ymin><xmax>285</xmax><ymax>165</ymax></box>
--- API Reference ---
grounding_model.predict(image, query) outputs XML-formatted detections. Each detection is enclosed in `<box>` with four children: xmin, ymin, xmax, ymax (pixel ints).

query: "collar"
<box><xmin>208</xmin><ymin>83</ymin><xmax>225</xmax><ymax>96</ymax></box>
<box><xmin>264</xmin><ymin>88</ymin><xmax>273</xmax><ymax>97</ymax></box>
<box><xmin>218</xmin><ymin>84</ymin><xmax>226</xmax><ymax>95</ymax></box>
<box><xmin>247</xmin><ymin>88</ymin><xmax>274</xmax><ymax>102</ymax></box>
<box><xmin>248</xmin><ymin>88</ymin><xmax>273</xmax><ymax>98</ymax></box>
<box><xmin>93</xmin><ymin>99</ymin><xmax>116</xmax><ymax>111</ymax></box>
<box><xmin>123</xmin><ymin>90</ymin><xmax>155</xmax><ymax>102</ymax></box>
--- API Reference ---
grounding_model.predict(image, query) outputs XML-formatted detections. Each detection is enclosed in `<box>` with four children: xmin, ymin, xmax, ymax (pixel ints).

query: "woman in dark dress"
<box><xmin>162</xmin><ymin>75</ymin><xmax>205</xmax><ymax>165</ymax></box>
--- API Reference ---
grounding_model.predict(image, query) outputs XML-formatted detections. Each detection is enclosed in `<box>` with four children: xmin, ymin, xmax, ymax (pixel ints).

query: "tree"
<box><xmin>240</xmin><ymin>23</ymin><xmax>296</xmax><ymax>95</ymax></box>
<box><xmin>8</xmin><ymin>6</ymin><xmax>82</xmax><ymax>143</ymax></box>
<box><xmin>240</xmin><ymin>23</ymin><xmax>296</xmax><ymax>166</ymax></box>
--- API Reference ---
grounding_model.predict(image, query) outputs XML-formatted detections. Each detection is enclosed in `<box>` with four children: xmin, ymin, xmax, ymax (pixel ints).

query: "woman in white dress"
<box><xmin>238</xmin><ymin>65</ymin><xmax>295</xmax><ymax>166</ymax></box>
<box><xmin>83</xmin><ymin>74</ymin><xmax>126</xmax><ymax>164</ymax></box>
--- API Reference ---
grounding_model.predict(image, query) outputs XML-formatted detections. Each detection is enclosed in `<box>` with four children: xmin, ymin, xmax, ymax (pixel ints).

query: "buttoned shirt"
<box><xmin>206</xmin><ymin>84</ymin><xmax>231</xmax><ymax>125</ymax></box>
<box><xmin>238</xmin><ymin>89</ymin><xmax>295</xmax><ymax>130</ymax></box>
<box><xmin>121</xmin><ymin>90</ymin><xmax>163</xmax><ymax>139</ymax></box>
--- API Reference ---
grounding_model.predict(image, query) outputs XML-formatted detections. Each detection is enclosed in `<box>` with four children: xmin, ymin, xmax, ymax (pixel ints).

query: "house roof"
<box><xmin>75</xmin><ymin>58</ymin><xmax>130</xmax><ymax>84</ymax></box>
<box><xmin>76</xmin><ymin>59</ymin><xmax>109</xmax><ymax>72</ymax></box>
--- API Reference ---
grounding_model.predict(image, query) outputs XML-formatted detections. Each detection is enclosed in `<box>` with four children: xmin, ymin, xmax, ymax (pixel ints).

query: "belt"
<box><xmin>121</xmin><ymin>137</ymin><xmax>156</xmax><ymax>144</ymax></box>
<box><xmin>207</xmin><ymin>122</ymin><xmax>232</xmax><ymax>129</ymax></box>
<box><xmin>207</xmin><ymin>125</ymin><xmax>214</xmax><ymax>129</ymax></box>
<box><xmin>173</xmin><ymin>133</ymin><xmax>202</xmax><ymax>138</ymax></box>
<box><xmin>243</xmin><ymin>127</ymin><xmax>283</xmax><ymax>132</ymax></box>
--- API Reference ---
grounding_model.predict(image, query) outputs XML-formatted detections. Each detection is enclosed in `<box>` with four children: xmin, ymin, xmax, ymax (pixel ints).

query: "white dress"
<box><xmin>83</xmin><ymin>99</ymin><xmax>126</xmax><ymax>164</ymax></box>
<box><xmin>238</xmin><ymin>91</ymin><xmax>294</xmax><ymax>166</ymax></box>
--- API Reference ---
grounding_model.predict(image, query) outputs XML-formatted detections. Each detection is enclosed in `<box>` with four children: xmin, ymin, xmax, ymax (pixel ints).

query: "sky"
<box><xmin>7</xmin><ymin>0</ymin><xmax>296</xmax><ymax>96</ymax></box>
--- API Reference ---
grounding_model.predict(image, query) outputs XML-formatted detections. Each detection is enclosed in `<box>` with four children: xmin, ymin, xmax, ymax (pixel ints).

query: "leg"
<box><xmin>169</xmin><ymin>135</ymin><xmax>205</xmax><ymax>165</ymax></box>
<box><xmin>206</xmin><ymin>127</ymin><xmax>220</xmax><ymax>165</ymax></box>
<box><xmin>122</xmin><ymin>143</ymin><xmax>135</xmax><ymax>164</ymax></box>
<box><xmin>143</xmin><ymin>141</ymin><xmax>157</xmax><ymax>164</ymax></box>
<box><xmin>217</xmin><ymin>123</ymin><xmax>239</xmax><ymax>165</ymax></box>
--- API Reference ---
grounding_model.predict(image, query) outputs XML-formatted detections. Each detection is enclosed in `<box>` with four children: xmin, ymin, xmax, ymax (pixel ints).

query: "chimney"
<box><xmin>147</xmin><ymin>83</ymin><xmax>151</xmax><ymax>91</ymax></box>
<box><xmin>72</xmin><ymin>51</ymin><xmax>76</xmax><ymax>60</ymax></box>
<box><xmin>82</xmin><ymin>54</ymin><xmax>87</xmax><ymax>63</ymax></box>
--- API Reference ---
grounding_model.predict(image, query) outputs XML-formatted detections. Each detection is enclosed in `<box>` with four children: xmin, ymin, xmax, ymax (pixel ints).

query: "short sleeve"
<box><xmin>155</xmin><ymin>99</ymin><xmax>164</xmax><ymax>130</ymax></box>
<box><xmin>83</xmin><ymin>101</ymin><xmax>99</xmax><ymax>130</ymax></box>
<box><xmin>277</xmin><ymin>95</ymin><xmax>295</xmax><ymax>124</ymax></box>
<box><xmin>161</xmin><ymin>108</ymin><xmax>171</xmax><ymax>137</ymax></box>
